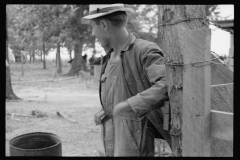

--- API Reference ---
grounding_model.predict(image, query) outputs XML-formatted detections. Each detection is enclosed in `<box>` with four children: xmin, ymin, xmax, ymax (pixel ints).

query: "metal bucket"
<box><xmin>9</xmin><ymin>132</ymin><xmax>62</xmax><ymax>156</ymax></box>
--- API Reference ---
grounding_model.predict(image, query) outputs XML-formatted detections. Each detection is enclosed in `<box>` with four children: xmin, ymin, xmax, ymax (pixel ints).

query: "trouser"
<box><xmin>102</xmin><ymin>117</ymin><xmax>155</xmax><ymax>157</ymax></box>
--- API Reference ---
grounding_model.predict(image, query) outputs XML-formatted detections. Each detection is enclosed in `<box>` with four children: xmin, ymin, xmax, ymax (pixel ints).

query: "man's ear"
<box><xmin>100</xmin><ymin>20</ymin><xmax>108</xmax><ymax>31</ymax></box>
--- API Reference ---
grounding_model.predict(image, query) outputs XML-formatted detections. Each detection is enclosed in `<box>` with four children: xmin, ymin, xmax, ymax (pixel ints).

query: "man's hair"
<box><xmin>92</xmin><ymin>11</ymin><xmax>128</xmax><ymax>28</ymax></box>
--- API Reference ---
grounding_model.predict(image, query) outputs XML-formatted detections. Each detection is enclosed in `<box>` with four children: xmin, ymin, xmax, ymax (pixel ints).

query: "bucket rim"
<box><xmin>9</xmin><ymin>132</ymin><xmax>62</xmax><ymax>151</ymax></box>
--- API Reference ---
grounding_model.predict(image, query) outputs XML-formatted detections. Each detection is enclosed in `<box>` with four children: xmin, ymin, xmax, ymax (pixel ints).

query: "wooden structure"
<box><xmin>215</xmin><ymin>20</ymin><xmax>234</xmax><ymax>72</ymax></box>
<box><xmin>167</xmin><ymin>28</ymin><xmax>233</xmax><ymax>157</ymax></box>
<box><xmin>210</xmin><ymin>83</ymin><xmax>233</xmax><ymax>156</ymax></box>
<box><xmin>157</xmin><ymin>5</ymin><xmax>233</xmax><ymax>157</ymax></box>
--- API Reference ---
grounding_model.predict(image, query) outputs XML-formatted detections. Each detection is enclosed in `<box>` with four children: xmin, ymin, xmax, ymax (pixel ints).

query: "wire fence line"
<box><xmin>158</xmin><ymin>16</ymin><xmax>233</xmax><ymax>34</ymax></box>
<box><xmin>164</xmin><ymin>50</ymin><xmax>233</xmax><ymax>67</ymax></box>
<box><xmin>207</xmin><ymin>19</ymin><xmax>233</xmax><ymax>34</ymax></box>
<box><xmin>158</xmin><ymin>16</ymin><xmax>233</xmax><ymax>69</ymax></box>
<box><xmin>164</xmin><ymin>57</ymin><xmax>231</xmax><ymax>67</ymax></box>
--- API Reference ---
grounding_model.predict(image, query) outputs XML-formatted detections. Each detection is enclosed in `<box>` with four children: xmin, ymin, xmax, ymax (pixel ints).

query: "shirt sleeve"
<box><xmin>127</xmin><ymin>42</ymin><xmax>168</xmax><ymax>120</ymax></box>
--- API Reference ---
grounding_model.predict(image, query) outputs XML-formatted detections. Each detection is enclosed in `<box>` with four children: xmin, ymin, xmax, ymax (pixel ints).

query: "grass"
<box><xmin>7</xmin><ymin>61</ymin><xmax>172</xmax><ymax>157</ymax></box>
<box><xmin>9</xmin><ymin>61</ymin><xmax>99</xmax><ymax>90</ymax></box>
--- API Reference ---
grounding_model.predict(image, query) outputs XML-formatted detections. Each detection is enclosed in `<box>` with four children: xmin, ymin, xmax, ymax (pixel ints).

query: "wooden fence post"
<box><xmin>179</xmin><ymin>28</ymin><xmax>211</xmax><ymax>156</ymax></box>
<box><xmin>165</xmin><ymin>28</ymin><xmax>211</xmax><ymax>157</ymax></box>
<box><xmin>158</xmin><ymin>5</ymin><xmax>209</xmax><ymax>156</ymax></box>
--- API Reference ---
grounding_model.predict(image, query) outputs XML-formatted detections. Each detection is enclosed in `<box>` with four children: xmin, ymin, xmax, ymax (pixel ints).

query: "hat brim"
<box><xmin>81</xmin><ymin>7</ymin><xmax>134</xmax><ymax>24</ymax></box>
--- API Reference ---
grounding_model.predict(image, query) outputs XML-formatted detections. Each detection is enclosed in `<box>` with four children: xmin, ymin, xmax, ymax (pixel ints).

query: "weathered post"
<box><xmin>158</xmin><ymin>5</ymin><xmax>211</xmax><ymax>156</ymax></box>
<box><xmin>180</xmin><ymin>28</ymin><xmax>211</xmax><ymax>156</ymax></box>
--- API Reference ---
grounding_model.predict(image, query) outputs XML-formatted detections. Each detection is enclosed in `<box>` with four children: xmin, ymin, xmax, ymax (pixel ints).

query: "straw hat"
<box><xmin>81</xmin><ymin>4</ymin><xmax>135</xmax><ymax>24</ymax></box>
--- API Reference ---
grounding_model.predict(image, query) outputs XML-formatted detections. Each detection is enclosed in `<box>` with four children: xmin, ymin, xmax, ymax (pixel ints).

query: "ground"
<box><xmin>5</xmin><ymin>61</ymin><xmax>171</xmax><ymax>157</ymax></box>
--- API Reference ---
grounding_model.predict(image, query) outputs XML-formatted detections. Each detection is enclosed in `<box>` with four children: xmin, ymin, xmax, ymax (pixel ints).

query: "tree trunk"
<box><xmin>68</xmin><ymin>49</ymin><xmax>72</xmax><ymax>60</ymax></box>
<box><xmin>6</xmin><ymin>42</ymin><xmax>20</xmax><ymax>100</ymax></box>
<box><xmin>32</xmin><ymin>49</ymin><xmax>35</xmax><ymax>63</ymax></box>
<box><xmin>21</xmin><ymin>52</ymin><xmax>24</xmax><ymax>76</ymax></box>
<box><xmin>40</xmin><ymin>49</ymin><xmax>43</xmax><ymax>62</ymax></box>
<box><xmin>42</xmin><ymin>40</ymin><xmax>46</xmax><ymax>69</ymax></box>
<box><xmin>29</xmin><ymin>50</ymin><xmax>32</xmax><ymax>64</ymax></box>
<box><xmin>157</xmin><ymin>6</ymin><xmax>162</xmax><ymax>47</ymax></box>
<box><xmin>55</xmin><ymin>48</ymin><xmax>58</xmax><ymax>67</ymax></box>
<box><xmin>66</xmin><ymin>41</ymin><xmax>83</xmax><ymax>76</ymax></box>
<box><xmin>92</xmin><ymin>37</ymin><xmax>97</xmax><ymax>56</ymax></box>
<box><xmin>90</xmin><ymin>37</ymin><xmax>97</xmax><ymax>75</ymax></box>
<box><xmin>158</xmin><ymin>5</ymin><xmax>208</xmax><ymax>157</ymax></box>
<box><xmin>37</xmin><ymin>40</ymin><xmax>40</xmax><ymax>62</ymax></box>
<box><xmin>66</xmin><ymin>5</ymin><xmax>85</xmax><ymax>76</ymax></box>
<box><xmin>56</xmin><ymin>42</ymin><xmax>62</xmax><ymax>74</ymax></box>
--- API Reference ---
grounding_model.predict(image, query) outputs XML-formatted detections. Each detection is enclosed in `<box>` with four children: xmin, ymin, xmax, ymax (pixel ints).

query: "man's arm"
<box><xmin>127</xmin><ymin>42</ymin><xmax>168</xmax><ymax>119</ymax></box>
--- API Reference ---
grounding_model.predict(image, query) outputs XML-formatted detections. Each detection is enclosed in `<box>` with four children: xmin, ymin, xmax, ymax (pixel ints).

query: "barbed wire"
<box><xmin>207</xmin><ymin>19</ymin><xmax>234</xmax><ymax>34</ymax></box>
<box><xmin>164</xmin><ymin>51</ymin><xmax>234</xmax><ymax>67</ymax></box>
<box><xmin>210</xmin><ymin>51</ymin><xmax>234</xmax><ymax>61</ymax></box>
<box><xmin>159</xmin><ymin>16</ymin><xmax>206</xmax><ymax>27</ymax></box>
<box><xmin>158</xmin><ymin>16</ymin><xmax>233</xmax><ymax>34</ymax></box>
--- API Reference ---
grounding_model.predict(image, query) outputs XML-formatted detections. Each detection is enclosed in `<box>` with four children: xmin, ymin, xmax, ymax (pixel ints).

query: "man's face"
<box><xmin>90</xmin><ymin>20</ymin><xmax>110</xmax><ymax>49</ymax></box>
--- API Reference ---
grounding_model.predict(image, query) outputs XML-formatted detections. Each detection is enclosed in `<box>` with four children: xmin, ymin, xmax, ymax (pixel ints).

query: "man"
<box><xmin>82</xmin><ymin>4</ymin><xmax>171</xmax><ymax>157</ymax></box>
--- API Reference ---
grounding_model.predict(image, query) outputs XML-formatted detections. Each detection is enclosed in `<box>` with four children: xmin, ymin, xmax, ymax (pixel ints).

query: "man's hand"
<box><xmin>113</xmin><ymin>101</ymin><xmax>132</xmax><ymax>116</ymax></box>
<box><xmin>94</xmin><ymin>108</ymin><xmax>105</xmax><ymax>126</ymax></box>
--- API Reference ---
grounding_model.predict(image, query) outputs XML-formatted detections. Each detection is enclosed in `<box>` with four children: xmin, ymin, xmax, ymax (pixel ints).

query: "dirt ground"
<box><xmin>5</xmin><ymin>62</ymin><xmax>171</xmax><ymax>157</ymax></box>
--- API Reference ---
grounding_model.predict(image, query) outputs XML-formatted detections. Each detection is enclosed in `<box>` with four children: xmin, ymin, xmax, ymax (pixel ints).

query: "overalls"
<box><xmin>100</xmin><ymin>54</ymin><xmax>155</xmax><ymax>156</ymax></box>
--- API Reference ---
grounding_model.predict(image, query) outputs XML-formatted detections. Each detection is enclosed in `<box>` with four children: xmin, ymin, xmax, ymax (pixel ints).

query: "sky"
<box><xmin>46</xmin><ymin>5</ymin><xmax>234</xmax><ymax>61</ymax></box>
<box><xmin>210</xmin><ymin>5</ymin><xmax>234</xmax><ymax>56</ymax></box>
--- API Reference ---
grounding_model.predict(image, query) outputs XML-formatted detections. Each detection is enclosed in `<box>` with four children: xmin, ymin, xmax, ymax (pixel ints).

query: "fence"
<box><xmin>210</xmin><ymin>51</ymin><xmax>233</xmax><ymax>156</ymax></box>
<box><xmin>210</xmin><ymin>83</ymin><xmax>233</xmax><ymax>156</ymax></box>
<box><xmin>160</xmin><ymin>28</ymin><xmax>233</xmax><ymax>157</ymax></box>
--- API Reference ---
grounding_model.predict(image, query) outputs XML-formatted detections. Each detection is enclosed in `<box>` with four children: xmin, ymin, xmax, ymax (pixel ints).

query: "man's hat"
<box><xmin>81</xmin><ymin>4</ymin><xmax>135</xmax><ymax>24</ymax></box>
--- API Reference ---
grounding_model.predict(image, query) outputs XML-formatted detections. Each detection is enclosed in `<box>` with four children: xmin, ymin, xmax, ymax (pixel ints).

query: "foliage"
<box><xmin>206</xmin><ymin>5</ymin><xmax>232</xmax><ymax>21</ymax></box>
<box><xmin>127</xmin><ymin>5</ymin><xmax>158</xmax><ymax>43</ymax></box>
<box><xmin>126</xmin><ymin>5</ymin><xmax>229</xmax><ymax>44</ymax></box>
<box><xmin>6</xmin><ymin>5</ymin><xmax>92</xmax><ymax>62</ymax></box>
<box><xmin>6</xmin><ymin>4</ymin><xmax>227</xmax><ymax>62</ymax></box>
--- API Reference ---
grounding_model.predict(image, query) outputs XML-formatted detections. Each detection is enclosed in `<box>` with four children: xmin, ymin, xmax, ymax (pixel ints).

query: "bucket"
<box><xmin>9</xmin><ymin>132</ymin><xmax>62</xmax><ymax>156</ymax></box>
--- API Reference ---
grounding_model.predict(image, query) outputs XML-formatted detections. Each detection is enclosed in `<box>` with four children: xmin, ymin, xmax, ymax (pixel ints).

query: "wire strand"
<box><xmin>164</xmin><ymin>54</ymin><xmax>233</xmax><ymax>67</ymax></box>
<box><xmin>158</xmin><ymin>16</ymin><xmax>233</xmax><ymax>34</ymax></box>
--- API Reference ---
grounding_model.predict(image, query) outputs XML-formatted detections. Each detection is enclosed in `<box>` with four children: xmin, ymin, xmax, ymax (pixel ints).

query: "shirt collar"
<box><xmin>105</xmin><ymin>33</ymin><xmax>136</xmax><ymax>56</ymax></box>
<box><xmin>122</xmin><ymin>33</ymin><xmax>136</xmax><ymax>52</ymax></box>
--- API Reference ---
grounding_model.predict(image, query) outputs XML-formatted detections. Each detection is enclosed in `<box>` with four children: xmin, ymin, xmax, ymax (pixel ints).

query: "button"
<box><xmin>136</xmin><ymin>130</ymin><xmax>141</xmax><ymax>134</ymax></box>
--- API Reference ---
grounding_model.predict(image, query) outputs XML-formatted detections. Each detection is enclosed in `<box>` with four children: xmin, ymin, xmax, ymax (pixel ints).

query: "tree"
<box><xmin>7</xmin><ymin>4</ymin><xmax>95</xmax><ymax>75</ymax></box>
<box><xmin>205</xmin><ymin>5</ymin><xmax>232</xmax><ymax>21</ymax></box>
<box><xmin>127</xmin><ymin>5</ymin><xmax>158</xmax><ymax>43</ymax></box>
<box><xmin>126</xmin><ymin>5</ymin><xmax>224</xmax><ymax>46</ymax></box>
<box><xmin>65</xmin><ymin>5</ymin><xmax>92</xmax><ymax>76</ymax></box>
<box><xmin>6</xmin><ymin>39</ymin><xmax>20</xmax><ymax>101</ymax></box>
<box><xmin>6</xmin><ymin>5</ymin><xmax>21</xmax><ymax>100</ymax></box>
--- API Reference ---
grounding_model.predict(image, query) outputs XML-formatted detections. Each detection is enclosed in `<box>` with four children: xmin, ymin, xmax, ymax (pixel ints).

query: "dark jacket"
<box><xmin>99</xmin><ymin>34</ymin><xmax>172</xmax><ymax>149</ymax></box>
